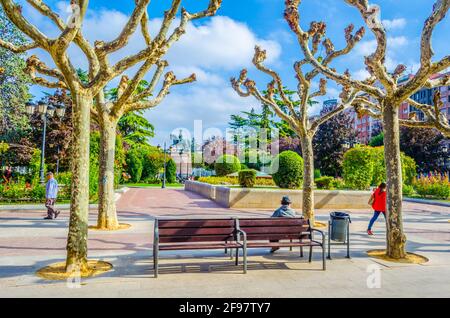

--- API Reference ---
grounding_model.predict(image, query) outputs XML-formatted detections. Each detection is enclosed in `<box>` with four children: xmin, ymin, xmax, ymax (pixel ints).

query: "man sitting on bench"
<box><xmin>270</xmin><ymin>196</ymin><xmax>300</xmax><ymax>253</ymax></box>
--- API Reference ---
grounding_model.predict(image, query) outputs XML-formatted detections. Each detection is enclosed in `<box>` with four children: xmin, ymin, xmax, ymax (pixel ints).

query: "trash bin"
<box><xmin>330</xmin><ymin>212</ymin><xmax>351</xmax><ymax>242</ymax></box>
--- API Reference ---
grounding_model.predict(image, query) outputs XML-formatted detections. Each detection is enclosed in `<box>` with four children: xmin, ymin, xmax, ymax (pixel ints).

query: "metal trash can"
<box><xmin>330</xmin><ymin>212</ymin><xmax>351</xmax><ymax>242</ymax></box>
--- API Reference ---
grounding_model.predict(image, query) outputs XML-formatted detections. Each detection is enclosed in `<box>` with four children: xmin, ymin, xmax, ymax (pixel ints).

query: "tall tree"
<box><xmin>92</xmin><ymin>2</ymin><xmax>222</xmax><ymax>231</ymax></box>
<box><xmin>287</xmin><ymin>0</ymin><xmax>450</xmax><ymax>258</ymax></box>
<box><xmin>0</xmin><ymin>0</ymin><xmax>221</xmax><ymax>273</ymax></box>
<box><xmin>0</xmin><ymin>6</ymin><xmax>30</xmax><ymax>144</ymax></box>
<box><xmin>232</xmin><ymin>37</ymin><xmax>362</xmax><ymax>224</ymax></box>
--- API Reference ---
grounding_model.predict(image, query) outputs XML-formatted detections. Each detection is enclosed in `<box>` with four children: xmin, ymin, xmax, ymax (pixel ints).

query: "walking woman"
<box><xmin>367</xmin><ymin>182</ymin><xmax>387</xmax><ymax>236</ymax></box>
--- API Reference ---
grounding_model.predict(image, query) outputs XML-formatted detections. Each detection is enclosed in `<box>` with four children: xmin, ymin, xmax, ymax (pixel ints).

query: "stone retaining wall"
<box><xmin>185</xmin><ymin>181</ymin><xmax>371</xmax><ymax>209</ymax></box>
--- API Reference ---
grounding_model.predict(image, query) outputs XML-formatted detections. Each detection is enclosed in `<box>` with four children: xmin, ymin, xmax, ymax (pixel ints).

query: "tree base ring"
<box><xmin>367</xmin><ymin>249</ymin><xmax>428</xmax><ymax>264</ymax></box>
<box><xmin>88</xmin><ymin>223</ymin><xmax>132</xmax><ymax>231</ymax></box>
<box><xmin>36</xmin><ymin>260</ymin><xmax>113</xmax><ymax>280</ymax></box>
<box><xmin>313</xmin><ymin>221</ymin><xmax>327</xmax><ymax>228</ymax></box>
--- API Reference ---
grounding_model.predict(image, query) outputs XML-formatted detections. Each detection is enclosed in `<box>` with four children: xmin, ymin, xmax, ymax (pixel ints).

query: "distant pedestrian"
<box><xmin>270</xmin><ymin>196</ymin><xmax>299</xmax><ymax>253</ymax></box>
<box><xmin>44</xmin><ymin>172</ymin><xmax>60</xmax><ymax>220</ymax></box>
<box><xmin>2</xmin><ymin>166</ymin><xmax>12</xmax><ymax>184</ymax></box>
<box><xmin>367</xmin><ymin>182</ymin><xmax>387</xmax><ymax>235</ymax></box>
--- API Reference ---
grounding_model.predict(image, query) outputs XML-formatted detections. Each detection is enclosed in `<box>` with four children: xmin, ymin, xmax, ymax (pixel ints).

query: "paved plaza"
<box><xmin>0</xmin><ymin>188</ymin><xmax>449</xmax><ymax>298</ymax></box>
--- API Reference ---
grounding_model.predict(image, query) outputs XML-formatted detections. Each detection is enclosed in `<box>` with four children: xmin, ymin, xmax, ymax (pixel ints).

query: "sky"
<box><xmin>15</xmin><ymin>0</ymin><xmax>450</xmax><ymax>146</ymax></box>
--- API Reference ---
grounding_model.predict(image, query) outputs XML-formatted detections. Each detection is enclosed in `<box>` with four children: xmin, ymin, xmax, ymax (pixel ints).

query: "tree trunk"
<box><xmin>301</xmin><ymin>135</ymin><xmax>315</xmax><ymax>224</ymax></box>
<box><xmin>382</xmin><ymin>103</ymin><xmax>407</xmax><ymax>259</ymax></box>
<box><xmin>97</xmin><ymin>115</ymin><xmax>120</xmax><ymax>230</ymax></box>
<box><xmin>66</xmin><ymin>91</ymin><xmax>91</xmax><ymax>273</ymax></box>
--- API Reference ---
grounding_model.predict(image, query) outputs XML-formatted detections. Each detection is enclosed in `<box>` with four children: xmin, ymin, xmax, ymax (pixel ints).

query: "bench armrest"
<box><xmin>236</xmin><ymin>229</ymin><xmax>247</xmax><ymax>245</ymax></box>
<box><xmin>311</xmin><ymin>228</ymin><xmax>325</xmax><ymax>236</ymax></box>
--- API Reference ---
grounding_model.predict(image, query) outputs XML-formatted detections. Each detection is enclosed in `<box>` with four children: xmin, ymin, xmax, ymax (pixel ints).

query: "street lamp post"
<box><xmin>26</xmin><ymin>100</ymin><xmax>66</xmax><ymax>184</ymax></box>
<box><xmin>179</xmin><ymin>149</ymin><xmax>184</xmax><ymax>179</ymax></box>
<box><xmin>158</xmin><ymin>142</ymin><xmax>172</xmax><ymax>189</ymax></box>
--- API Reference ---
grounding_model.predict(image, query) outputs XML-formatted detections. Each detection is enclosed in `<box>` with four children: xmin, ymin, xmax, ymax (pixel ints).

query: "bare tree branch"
<box><xmin>0</xmin><ymin>0</ymin><xmax>50</xmax><ymax>48</ymax></box>
<box><xmin>126</xmin><ymin>71</ymin><xmax>196</xmax><ymax>112</ymax></box>
<box><xmin>96</xmin><ymin>0</ymin><xmax>150</xmax><ymax>54</ymax></box>
<box><xmin>284</xmin><ymin>0</ymin><xmax>384</xmax><ymax>99</ymax></box>
<box><xmin>0</xmin><ymin>39</ymin><xmax>38</xmax><ymax>53</ymax></box>
<box><xmin>396</xmin><ymin>0</ymin><xmax>450</xmax><ymax>101</ymax></box>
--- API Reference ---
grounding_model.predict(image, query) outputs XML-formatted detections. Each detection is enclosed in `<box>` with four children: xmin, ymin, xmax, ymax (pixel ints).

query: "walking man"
<box><xmin>44</xmin><ymin>172</ymin><xmax>60</xmax><ymax>220</ymax></box>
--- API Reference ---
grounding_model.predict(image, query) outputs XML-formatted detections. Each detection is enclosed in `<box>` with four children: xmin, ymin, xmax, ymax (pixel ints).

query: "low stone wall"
<box><xmin>184</xmin><ymin>181</ymin><xmax>216</xmax><ymax>200</ymax></box>
<box><xmin>186</xmin><ymin>181</ymin><xmax>371</xmax><ymax>209</ymax></box>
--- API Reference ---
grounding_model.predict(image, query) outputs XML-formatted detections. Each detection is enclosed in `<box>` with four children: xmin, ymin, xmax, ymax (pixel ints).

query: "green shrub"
<box><xmin>413</xmin><ymin>175</ymin><xmax>450</xmax><ymax>200</ymax></box>
<box><xmin>332</xmin><ymin>178</ymin><xmax>346</xmax><ymax>189</ymax></box>
<box><xmin>314</xmin><ymin>169</ymin><xmax>322</xmax><ymax>179</ymax></box>
<box><xmin>401</xmin><ymin>154</ymin><xmax>417</xmax><ymax>186</ymax></box>
<box><xmin>57</xmin><ymin>172</ymin><xmax>72</xmax><ymax>186</ymax></box>
<box><xmin>343</xmin><ymin>147</ymin><xmax>374</xmax><ymax>190</ymax></box>
<box><xmin>126</xmin><ymin>147</ymin><xmax>144</xmax><ymax>183</ymax></box>
<box><xmin>141</xmin><ymin>147</ymin><xmax>165</xmax><ymax>181</ymax></box>
<box><xmin>165</xmin><ymin>158</ymin><xmax>177</xmax><ymax>183</ymax></box>
<box><xmin>315</xmin><ymin>176</ymin><xmax>335</xmax><ymax>189</ymax></box>
<box><xmin>402</xmin><ymin>184</ymin><xmax>415</xmax><ymax>197</ymax></box>
<box><xmin>29</xmin><ymin>185</ymin><xmax>46</xmax><ymax>201</ymax></box>
<box><xmin>238</xmin><ymin>170</ymin><xmax>257</xmax><ymax>188</ymax></box>
<box><xmin>343</xmin><ymin>146</ymin><xmax>417</xmax><ymax>190</ymax></box>
<box><xmin>370</xmin><ymin>147</ymin><xmax>386</xmax><ymax>187</ymax></box>
<box><xmin>214</xmin><ymin>155</ymin><xmax>241</xmax><ymax>177</ymax></box>
<box><xmin>271</xmin><ymin>151</ymin><xmax>304</xmax><ymax>189</ymax></box>
<box><xmin>198</xmin><ymin>176</ymin><xmax>275</xmax><ymax>186</ymax></box>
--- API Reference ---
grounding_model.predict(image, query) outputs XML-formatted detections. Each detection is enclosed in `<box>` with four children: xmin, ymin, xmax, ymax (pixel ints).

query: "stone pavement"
<box><xmin>0</xmin><ymin>188</ymin><xmax>449</xmax><ymax>298</ymax></box>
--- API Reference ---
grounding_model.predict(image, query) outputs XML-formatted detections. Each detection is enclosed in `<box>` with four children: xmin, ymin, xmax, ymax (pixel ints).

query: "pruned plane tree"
<box><xmin>231</xmin><ymin>20</ymin><xmax>366</xmax><ymax>225</ymax></box>
<box><xmin>283</xmin><ymin>0</ymin><xmax>449</xmax><ymax>259</ymax></box>
<box><xmin>0</xmin><ymin>0</ymin><xmax>222</xmax><ymax>273</ymax></box>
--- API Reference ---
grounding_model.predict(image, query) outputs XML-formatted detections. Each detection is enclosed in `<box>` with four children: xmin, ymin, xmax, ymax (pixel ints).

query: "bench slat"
<box><xmin>159</xmin><ymin>235</ymin><xmax>235</xmax><ymax>243</ymax></box>
<box><xmin>159</xmin><ymin>227</ymin><xmax>235</xmax><ymax>236</ymax></box>
<box><xmin>159</xmin><ymin>242</ymin><xmax>242</xmax><ymax>251</ymax></box>
<box><xmin>239</xmin><ymin>218</ymin><xmax>309</xmax><ymax>227</ymax></box>
<box><xmin>246</xmin><ymin>234</ymin><xmax>311</xmax><ymax>241</ymax></box>
<box><xmin>158</xmin><ymin>219</ymin><xmax>235</xmax><ymax>228</ymax></box>
<box><xmin>239</xmin><ymin>226</ymin><xmax>310</xmax><ymax>235</ymax></box>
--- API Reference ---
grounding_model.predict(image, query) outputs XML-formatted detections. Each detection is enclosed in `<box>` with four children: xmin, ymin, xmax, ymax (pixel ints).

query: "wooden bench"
<box><xmin>153</xmin><ymin>217</ymin><xmax>326</xmax><ymax>277</ymax></box>
<box><xmin>153</xmin><ymin>218</ymin><xmax>245</xmax><ymax>277</ymax></box>
<box><xmin>236</xmin><ymin>218</ymin><xmax>326</xmax><ymax>271</ymax></box>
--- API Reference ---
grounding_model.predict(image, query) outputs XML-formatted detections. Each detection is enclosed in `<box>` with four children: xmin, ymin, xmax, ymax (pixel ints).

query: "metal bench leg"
<box><xmin>243</xmin><ymin>246</ymin><xmax>247</xmax><ymax>274</ymax></box>
<box><xmin>235</xmin><ymin>248</ymin><xmax>239</xmax><ymax>266</ymax></box>
<box><xmin>322</xmin><ymin>236</ymin><xmax>326</xmax><ymax>271</ymax></box>
<box><xmin>290</xmin><ymin>240</ymin><xmax>293</xmax><ymax>251</ymax></box>
<box><xmin>300</xmin><ymin>246</ymin><xmax>304</xmax><ymax>258</ymax></box>
<box><xmin>309</xmin><ymin>246</ymin><xmax>313</xmax><ymax>263</ymax></box>
<box><xmin>153</xmin><ymin>248</ymin><xmax>159</xmax><ymax>278</ymax></box>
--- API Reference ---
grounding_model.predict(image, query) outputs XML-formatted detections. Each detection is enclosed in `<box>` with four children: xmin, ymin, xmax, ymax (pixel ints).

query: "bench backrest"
<box><xmin>156</xmin><ymin>219</ymin><xmax>236</xmax><ymax>243</ymax></box>
<box><xmin>238</xmin><ymin>218</ymin><xmax>311</xmax><ymax>241</ymax></box>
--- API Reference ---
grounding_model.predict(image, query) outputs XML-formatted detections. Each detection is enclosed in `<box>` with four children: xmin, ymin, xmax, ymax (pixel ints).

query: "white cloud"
<box><xmin>19</xmin><ymin>4</ymin><xmax>282</xmax><ymax>144</ymax></box>
<box><xmin>382</xmin><ymin>18</ymin><xmax>407</xmax><ymax>31</ymax></box>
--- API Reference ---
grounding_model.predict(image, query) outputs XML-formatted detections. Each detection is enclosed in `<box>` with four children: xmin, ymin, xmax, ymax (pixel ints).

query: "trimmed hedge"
<box><xmin>343</xmin><ymin>147</ymin><xmax>374</xmax><ymax>190</ymax></box>
<box><xmin>315</xmin><ymin>176</ymin><xmax>335</xmax><ymax>189</ymax></box>
<box><xmin>238</xmin><ymin>170</ymin><xmax>257</xmax><ymax>188</ymax></box>
<box><xmin>343</xmin><ymin>146</ymin><xmax>417</xmax><ymax>190</ymax></box>
<box><xmin>214</xmin><ymin>155</ymin><xmax>241</xmax><ymax>176</ymax></box>
<box><xmin>271</xmin><ymin>151</ymin><xmax>304</xmax><ymax>189</ymax></box>
<box><xmin>198</xmin><ymin>176</ymin><xmax>275</xmax><ymax>186</ymax></box>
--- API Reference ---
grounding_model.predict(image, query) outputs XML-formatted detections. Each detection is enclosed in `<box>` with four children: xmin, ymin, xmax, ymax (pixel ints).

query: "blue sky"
<box><xmin>19</xmin><ymin>0</ymin><xmax>450</xmax><ymax>146</ymax></box>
